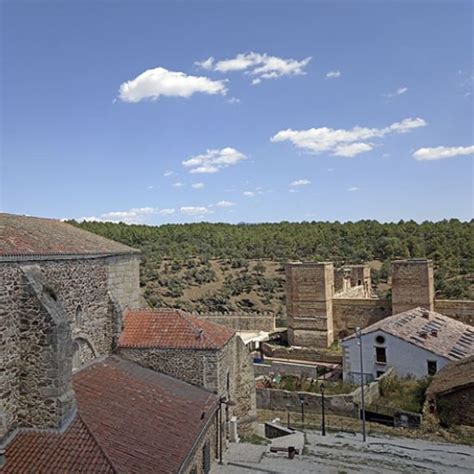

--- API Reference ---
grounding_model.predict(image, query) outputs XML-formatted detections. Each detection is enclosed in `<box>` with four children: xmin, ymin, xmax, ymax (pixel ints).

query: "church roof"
<box><xmin>118</xmin><ymin>308</ymin><xmax>235</xmax><ymax>350</ymax></box>
<box><xmin>3</xmin><ymin>356</ymin><xmax>219</xmax><ymax>473</ymax></box>
<box><xmin>343</xmin><ymin>307</ymin><xmax>474</xmax><ymax>361</ymax></box>
<box><xmin>0</xmin><ymin>213</ymin><xmax>139</xmax><ymax>260</ymax></box>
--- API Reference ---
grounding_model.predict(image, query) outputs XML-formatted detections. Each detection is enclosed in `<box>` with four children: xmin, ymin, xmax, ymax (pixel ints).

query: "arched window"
<box><xmin>72</xmin><ymin>341</ymin><xmax>81</xmax><ymax>371</ymax></box>
<box><xmin>75</xmin><ymin>306</ymin><xmax>83</xmax><ymax>328</ymax></box>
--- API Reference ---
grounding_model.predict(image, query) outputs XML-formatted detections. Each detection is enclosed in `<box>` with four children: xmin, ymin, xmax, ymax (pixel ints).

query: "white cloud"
<box><xmin>290</xmin><ymin>179</ymin><xmax>311</xmax><ymax>187</ymax></box>
<box><xmin>243</xmin><ymin>191</ymin><xmax>255</xmax><ymax>197</ymax></box>
<box><xmin>78</xmin><ymin>206</ymin><xmax>174</xmax><ymax>224</ymax></box>
<box><xmin>413</xmin><ymin>145</ymin><xmax>474</xmax><ymax>161</ymax></box>
<box><xmin>196</xmin><ymin>52</ymin><xmax>311</xmax><ymax>84</ymax></box>
<box><xmin>180</xmin><ymin>206</ymin><xmax>212</xmax><ymax>216</ymax></box>
<box><xmin>347</xmin><ymin>187</ymin><xmax>360</xmax><ymax>192</ymax></box>
<box><xmin>385</xmin><ymin>86</ymin><xmax>408</xmax><ymax>98</ymax></box>
<box><xmin>118</xmin><ymin>67</ymin><xmax>227</xmax><ymax>102</ymax></box>
<box><xmin>163</xmin><ymin>170</ymin><xmax>174</xmax><ymax>177</ymax></box>
<box><xmin>173</xmin><ymin>182</ymin><xmax>184</xmax><ymax>187</ymax></box>
<box><xmin>216</xmin><ymin>200</ymin><xmax>235</xmax><ymax>207</ymax></box>
<box><xmin>192</xmin><ymin>182</ymin><xmax>205</xmax><ymax>189</ymax></box>
<box><xmin>227</xmin><ymin>97</ymin><xmax>241</xmax><ymax>104</ymax></box>
<box><xmin>182</xmin><ymin>147</ymin><xmax>247</xmax><ymax>174</ymax></box>
<box><xmin>326</xmin><ymin>70</ymin><xmax>341</xmax><ymax>79</ymax></box>
<box><xmin>271</xmin><ymin>117</ymin><xmax>426</xmax><ymax>157</ymax></box>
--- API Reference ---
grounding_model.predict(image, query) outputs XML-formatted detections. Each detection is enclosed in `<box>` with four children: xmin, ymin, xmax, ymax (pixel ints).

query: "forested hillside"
<box><xmin>71</xmin><ymin>220</ymin><xmax>474</xmax><ymax>312</ymax></box>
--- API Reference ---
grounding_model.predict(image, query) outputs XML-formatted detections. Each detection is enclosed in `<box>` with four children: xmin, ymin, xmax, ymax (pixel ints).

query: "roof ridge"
<box><xmin>77</xmin><ymin>413</ymin><xmax>117</xmax><ymax>473</ymax></box>
<box><xmin>177</xmin><ymin>310</ymin><xmax>215</xmax><ymax>346</ymax></box>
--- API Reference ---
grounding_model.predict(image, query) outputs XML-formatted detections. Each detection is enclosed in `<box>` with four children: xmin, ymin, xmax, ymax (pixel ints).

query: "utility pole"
<box><xmin>320</xmin><ymin>383</ymin><xmax>326</xmax><ymax>436</ymax></box>
<box><xmin>299</xmin><ymin>394</ymin><xmax>305</xmax><ymax>426</ymax></box>
<box><xmin>356</xmin><ymin>327</ymin><xmax>367</xmax><ymax>442</ymax></box>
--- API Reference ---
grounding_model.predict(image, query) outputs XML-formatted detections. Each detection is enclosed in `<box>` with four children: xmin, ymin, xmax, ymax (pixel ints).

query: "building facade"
<box><xmin>342</xmin><ymin>308</ymin><xmax>474</xmax><ymax>383</ymax></box>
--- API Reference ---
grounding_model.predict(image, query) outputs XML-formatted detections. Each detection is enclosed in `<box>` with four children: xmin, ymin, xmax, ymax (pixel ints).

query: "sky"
<box><xmin>1</xmin><ymin>0</ymin><xmax>473</xmax><ymax>225</ymax></box>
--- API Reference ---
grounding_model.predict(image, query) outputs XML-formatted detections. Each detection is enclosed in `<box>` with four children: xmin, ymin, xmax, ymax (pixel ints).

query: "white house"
<box><xmin>342</xmin><ymin>307</ymin><xmax>474</xmax><ymax>383</ymax></box>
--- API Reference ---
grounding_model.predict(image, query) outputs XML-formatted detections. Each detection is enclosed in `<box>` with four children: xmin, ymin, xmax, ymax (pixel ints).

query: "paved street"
<box><xmin>213</xmin><ymin>430</ymin><xmax>474</xmax><ymax>473</ymax></box>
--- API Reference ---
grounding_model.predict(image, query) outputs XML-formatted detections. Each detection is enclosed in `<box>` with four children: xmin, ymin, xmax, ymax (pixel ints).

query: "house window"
<box><xmin>375</xmin><ymin>347</ymin><xmax>386</xmax><ymax>364</ymax></box>
<box><xmin>375</xmin><ymin>335</ymin><xmax>385</xmax><ymax>344</ymax></box>
<box><xmin>202</xmin><ymin>441</ymin><xmax>211</xmax><ymax>474</ymax></box>
<box><xmin>376</xmin><ymin>370</ymin><xmax>385</xmax><ymax>378</ymax></box>
<box><xmin>427</xmin><ymin>360</ymin><xmax>437</xmax><ymax>376</ymax></box>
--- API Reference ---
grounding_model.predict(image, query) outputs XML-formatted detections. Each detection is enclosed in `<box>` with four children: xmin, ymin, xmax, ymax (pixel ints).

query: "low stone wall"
<box><xmin>333</xmin><ymin>298</ymin><xmax>391</xmax><ymax>338</ymax></box>
<box><xmin>261</xmin><ymin>342</ymin><xmax>342</xmax><ymax>364</ymax></box>
<box><xmin>434</xmin><ymin>299</ymin><xmax>474</xmax><ymax>326</ymax></box>
<box><xmin>257</xmin><ymin>373</ymin><xmax>386</xmax><ymax>418</ymax></box>
<box><xmin>254</xmin><ymin>361</ymin><xmax>319</xmax><ymax>379</ymax></box>
<box><xmin>196</xmin><ymin>312</ymin><xmax>275</xmax><ymax>332</ymax></box>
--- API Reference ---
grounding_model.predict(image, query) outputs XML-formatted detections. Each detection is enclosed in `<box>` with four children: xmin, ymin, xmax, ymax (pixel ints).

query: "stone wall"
<box><xmin>196</xmin><ymin>312</ymin><xmax>275</xmax><ymax>332</ymax></box>
<box><xmin>0</xmin><ymin>264</ymin><xmax>76</xmax><ymax>441</ymax></box>
<box><xmin>392</xmin><ymin>259</ymin><xmax>434</xmax><ymax>314</ymax></box>
<box><xmin>332</xmin><ymin>298</ymin><xmax>391</xmax><ymax>338</ymax></box>
<box><xmin>286</xmin><ymin>262</ymin><xmax>334</xmax><ymax>348</ymax></box>
<box><xmin>0</xmin><ymin>253</ymin><xmax>139</xmax><ymax>441</ymax></box>
<box><xmin>119</xmin><ymin>335</ymin><xmax>257</xmax><ymax>436</ymax></box>
<box><xmin>261</xmin><ymin>342</ymin><xmax>342</xmax><ymax>364</ymax></box>
<box><xmin>434</xmin><ymin>300</ymin><xmax>474</xmax><ymax>326</ymax></box>
<box><xmin>256</xmin><ymin>376</ymin><xmax>384</xmax><ymax>418</ymax></box>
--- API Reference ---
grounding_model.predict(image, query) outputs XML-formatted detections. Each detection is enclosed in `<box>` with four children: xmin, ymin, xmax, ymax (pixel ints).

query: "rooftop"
<box><xmin>3</xmin><ymin>356</ymin><xmax>219</xmax><ymax>473</ymax></box>
<box><xmin>0</xmin><ymin>213</ymin><xmax>139</xmax><ymax>260</ymax></box>
<box><xmin>118</xmin><ymin>308</ymin><xmax>235</xmax><ymax>350</ymax></box>
<box><xmin>426</xmin><ymin>354</ymin><xmax>474</xmax><ymax>398</ymax></box>
<box><xmin>344</xmin><ymin>307</ymin><xmax>474</xmax><ymax>361</ymax></box>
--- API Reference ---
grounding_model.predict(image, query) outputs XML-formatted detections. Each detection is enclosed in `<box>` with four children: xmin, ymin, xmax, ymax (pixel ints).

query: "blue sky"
<box><xmin>1</xmin><ymin>1</ymin><xmax>473</xmax><ymax>224</ymax></box>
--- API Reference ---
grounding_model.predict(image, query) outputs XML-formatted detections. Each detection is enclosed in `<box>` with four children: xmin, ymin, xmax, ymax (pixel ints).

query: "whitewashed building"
<box><xmin>342</xmin><ymin>307</ymin><xmax>474</xmax><ymax>383</ymax></box>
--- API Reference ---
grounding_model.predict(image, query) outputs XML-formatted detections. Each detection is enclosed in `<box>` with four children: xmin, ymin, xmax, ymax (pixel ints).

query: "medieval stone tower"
<box><xmin>286</xmin><ymin>262</ymin><xmax>334</xmax><ymax>348</ymax></box>
<box><xmin>391</xmin><ymin>258</ymin><xmax>435</xmax><ymax>314</ymax></box>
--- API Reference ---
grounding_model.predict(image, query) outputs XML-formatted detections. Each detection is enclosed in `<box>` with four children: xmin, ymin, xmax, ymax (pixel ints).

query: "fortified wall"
<box><xmin>286</xmin><ymin>258</ymin><xmax>474</xmax><ymax>349</ymax></box>
<box><xmin>196</xmin><ymin>312</ymin><xmax>276</xmax><ymax>332</ymax></box>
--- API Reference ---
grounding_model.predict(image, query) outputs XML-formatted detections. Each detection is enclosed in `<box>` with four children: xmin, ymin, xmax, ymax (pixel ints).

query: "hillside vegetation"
<box><xmin>71</xmin><ymin>220</ymin><xmax>474</xmax><ymax>313</ymax></box>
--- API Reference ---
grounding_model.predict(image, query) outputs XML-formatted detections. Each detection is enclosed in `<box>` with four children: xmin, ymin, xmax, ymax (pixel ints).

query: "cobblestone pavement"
<box><xmin>213</xmin><ymin>430</ymin><xmax>474</xmax><ymax>473</ymax></box>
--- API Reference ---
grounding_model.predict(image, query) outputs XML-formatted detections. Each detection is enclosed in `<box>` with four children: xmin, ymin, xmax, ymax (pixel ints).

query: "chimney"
<box><xmin>420</xmin><ymin>332</ymin><xmax>428</xmax><ymax>339</ymax></box>
<box><xmin>431</xmin><ymin>330</ymin><xmax>438</xmax><ymax>337</ymax></box>
<box><xmin>422</xmin><ymin>310</ymin><xmax>430</xmax><ymax>320</ymax></box>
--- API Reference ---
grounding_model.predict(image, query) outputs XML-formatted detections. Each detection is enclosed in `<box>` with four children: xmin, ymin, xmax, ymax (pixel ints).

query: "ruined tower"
<box><xmin>391</xmin><ymin>259</ymin><xmax>434</xmax><ymax>314</ymax></box>
<box><xmin>286</xmin><ymin>262</ymin><xmax>334</xmax><ymax>348</ymax></box>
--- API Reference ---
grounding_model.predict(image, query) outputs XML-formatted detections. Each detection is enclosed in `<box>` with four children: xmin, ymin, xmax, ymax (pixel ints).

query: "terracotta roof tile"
<box><xmin>344</xmin><ymin>307</ymin><xmax>474</xmax><ymax>360</ymax></box>
<box><xmin>118</xmin><ymin>308</ymin><xmax>235</xmax><ymax>350</ymax></box>
<box><xmin>2</xmin><ymin>416</ymin><xmax>114</xmax><ymax>473</ymax></box>
<box><xmin>2</xmin><ymin>357</ymin><xmax>219</xmax><ymax>473</ymax></box>
<box><xmin>0</xmin><ymin>213</ymin><xmax>139</xmax><ymax>258</ymax></box>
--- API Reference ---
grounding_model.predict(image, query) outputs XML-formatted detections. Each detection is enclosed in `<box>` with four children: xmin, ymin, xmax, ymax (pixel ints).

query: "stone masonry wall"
<box><xmin>286</xmin><ymin>262</ymin><xmax>334</xmax><ymax>348</ymax></box>
<box><xmin>332</xmin><ymin>298</ymin><xmax>391</xmax><ymax>337</ymax></box>
<box><xmin>392</xmin><ymin>259</ymin><xmax>434</xmax><ymax>314</ymax></box>
<box><xmin>119</xmin><ymin>336</ymin><xmax>257</xmax><ymax>436</ymax></box>
<box><xmin>106</xmin><ymin>255</ymin><xmax>141</xmax><ymax>312</ymax></box>
<box><xmin>197</xmin><ymin>313</ymin><xmax>275</xmax><ymax>332</ymax></box>
<box><xmin>434</xmin><ymin>300</ymin><xmax>474</xmax><ymax>326</ymax></box>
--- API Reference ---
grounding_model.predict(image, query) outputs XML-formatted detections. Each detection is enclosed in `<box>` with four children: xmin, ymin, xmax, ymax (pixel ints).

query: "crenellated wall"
<box><xmin>196</xmin><ymin>312</ymin><xmax>275</xmax><ymax>332</ymax></box>
<box><xmin>434</xmin><ymin>300</ymin><xmax>474</xmax><ymax>326</ymax></box>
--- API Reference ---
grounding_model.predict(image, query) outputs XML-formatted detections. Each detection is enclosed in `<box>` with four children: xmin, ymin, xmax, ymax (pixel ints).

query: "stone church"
<box><xmin>0</xmin><ymin>213</ymin><xmax>256</xmax><ymax>473</ymax></box>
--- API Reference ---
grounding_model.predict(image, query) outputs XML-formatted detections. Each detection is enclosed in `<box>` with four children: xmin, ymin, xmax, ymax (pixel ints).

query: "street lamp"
<box><xmin>218</xmin><ymin>397</ymin><xmax>237</xmax><ymax>465</ymax></box>
<box><xmin>320</xmin><ymin>383</ymin><xmax>326</xmax><ymax>436</ymax></box>
<box><xmin>299</xmin><ymin>394</ymin><xmax>305</xmax><ymax>426</ymax></box>
<box><xmin>356</xmin><ymin>327</ymin><xmax>367</xmax><ymax>442</ymax></box>
<box><xmin>286</xmin><ymin>403</ymin><xmax>292</xmax><ymax>428</ymax></box>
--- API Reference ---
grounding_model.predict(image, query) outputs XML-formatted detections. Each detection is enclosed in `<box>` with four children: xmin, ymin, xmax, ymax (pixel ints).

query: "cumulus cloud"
<box><xmin>173</xmin><ymin>182</ymin><xmax>184</xmax><ymax>187</ymax></box>
<box><xmin>118</xmin><ymin>67</ymin><xmax>227</xmax><ymax>102</ymax></box>
<box><xmin>271</xmin><ymin>117</ymin><xmax>426</xmax><ymax>157</ymax></box>
<box><xmin>192</xmin><ymin>182</ymin><xmax>205</xmax><ymax>189</ymax></box>
<box><xmin>326</xmin><ymin>70</ymin><xmax>341</xmax><ymax>79</ymax></box>
<box><xmin>182</xmin><ymin>147</ymin><xmax>247</xmax><ymax>173</ymax></box>
<box><xmin>163</xmin><ymin>170</ymin><xmax>174</xmax><ymax>177</ymax></box>
<box><xmin>180</xmin><ymin>206</ymin><xmax>212</xmax><ymax>216</ymax></box>
<box><xmin>227</xmin><ymin>97</ymin><xmax>241</xmax><ymax>104</ymax></box>
<box><xmin>243</xmin><ymin>191</ymin><xmax>255</xmax><ymax>197</ymax></box>
<box><xmin>196</xmin><ymin>52</ymin><xmax>311</xmax><ymax>84</ymax></box>
<box><xmin>216</xmin><ymin>200</ymin><xmax>235</xmax><ymax>207</ymax></box>
<box><xmin>413</xmin><ymin>145</ymin><xmax>474</xmax><ymax>161</ymax></box>
<box><xmin>78</xmin><ymin>207</ymin><xmax>175</xmax><ymax>224</ymax></box>
<box><xmin>290</xmin><ymin>179</ymin><xmax>311</xmax><ymax>187</ymax></box>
